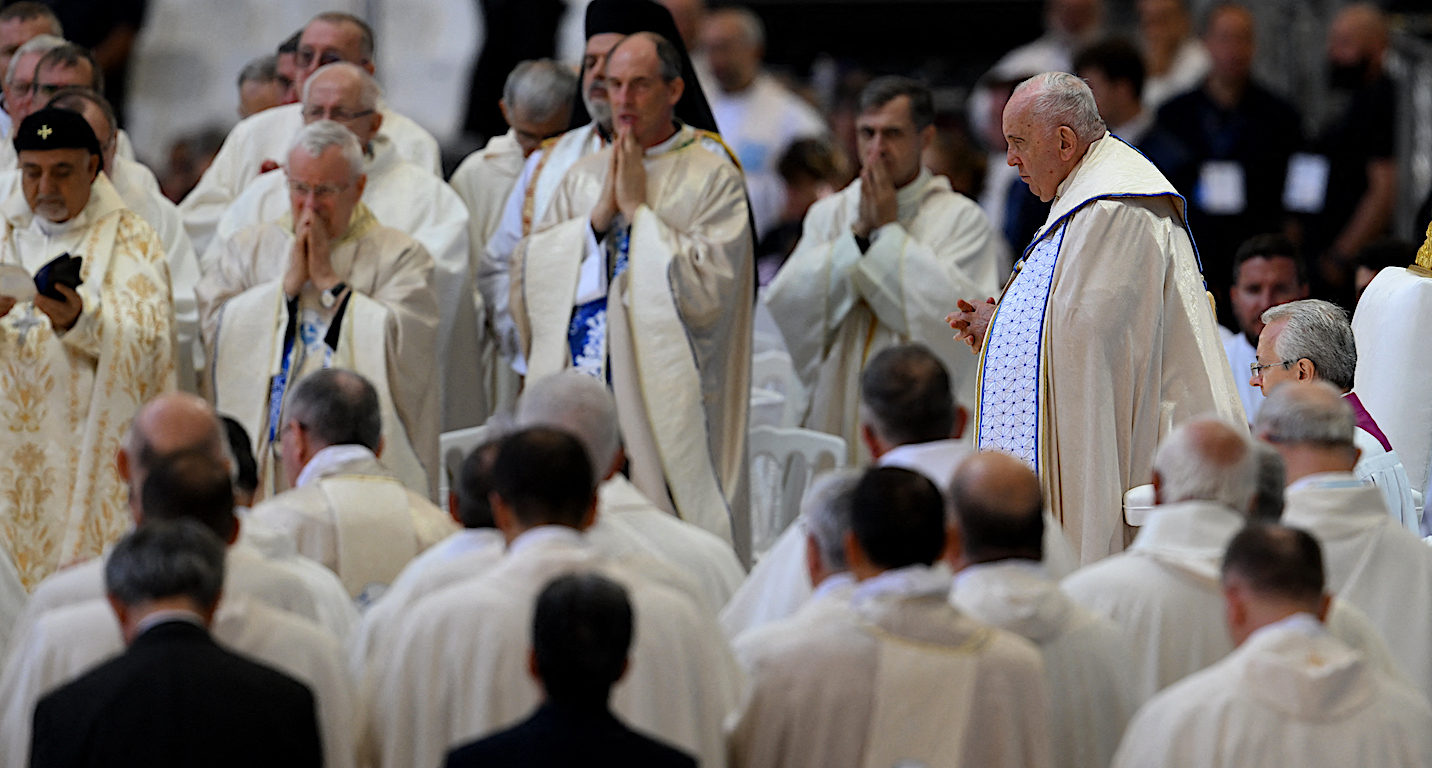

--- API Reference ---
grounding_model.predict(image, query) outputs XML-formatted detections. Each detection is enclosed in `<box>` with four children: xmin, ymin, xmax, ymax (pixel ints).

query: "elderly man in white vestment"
<box><xmin>370</xmin><ymin>428</ymin><xmax>741</xmax><ymax>768</ymax></box>
<box><xmin>209</xmin><ymin>62</ymin><xmax>472</xmax><ymax>427</ymax></box>
<box><xmin>948</xmin><ymin>452</ymin><xmax>1139</xmax><ymax>768</ymax></box>
<box><xmin>1251</xmin><ymin>299</ymin><xmax>1419</xmax><ymax>530</ymax></box>
<box><xmin>178</xmin><ymin>12</ymin><xmax>440</xmax><ymax>256</ymax></box>
<box><xmin>1259</xmin><ymin>381</ymin><xmax>1432</xmax><ymax>706</ymax></box>
<box><xmin>1062</xmin><ymin>417</ymin><xmax>1398</xmax><ymax>701</ymax></box>
<box><xmin>516</xmin><ymin>370</ymin><xmax>745</xmax><ymax>610</ymax></box>
<box><xmin>1112</xmin><ymin>524</ymin><xmax>1432</xmax><ymax>768</ymax></box>
<box><xmin>0</xmin><ymin>450</ymin><xmax>360</xmax><ymax>768</ymax></box>
<box><xmin>197</xmin><ymin>120</ymin><xmax>440</xmax><ymax>502</ymax></box>
<box><xmin>728</xmin><ymin>466</ymin><xmax>1053</xmax><ymax>768</ymax></box>
<box><xmin>720</xmin><ymin>344</ymin><xmax>1075</xmax><ymax>638</ymax></box>
<box><xmin>0</xmin><ymin>108</ymin><xmax>174</xmax><ymax>589</ymax></box>
<box><xmin>1351</xmin><ymin>234</ymin><xmax>1432</xmax><ymax>501</ymax></box>
<box><xmin>0</xmin><ymin>40</ymin><xmax>139</xmax><ymax>173</ymax></box>
<box><xmin>451</xmin><ymin>59</ymin><xmax>575</xmax><ymax>420</ymax></box>
<box><xmin>511</xmin><ymin>32</ymin><xmax>751</xmax><ymax>543</ymax></box>
<box><xmin>950</xmin><ymin>71</ymin><xmax>1243</xmax><ymax>564</ymax></box>
<box><xmin>769</xmin><ymin>78</ymin><xmax>1001</xmax><ymax>463</ymax></box>
<box><xmin>247</xmin><ymin>369</ymin><xmax>455</xmax><ymax>604</ymax></box>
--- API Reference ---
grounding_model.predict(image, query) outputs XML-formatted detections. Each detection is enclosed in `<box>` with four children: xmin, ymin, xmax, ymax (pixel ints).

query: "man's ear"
<box><xmin>843</xmin><ymin>530</ymin><xmax>865</xmax><ymax>574</ymax></box>
<box><xmin>491</xmin><ymin>492</ymin><xmax>517</xmax><ymax>539</ymax></box>
<box><xmin>951</xmin><ymin>406</ymin><xmax>969</xmax><ymax>440</ymax></box>
<box><xmin>87</xmin><ymin>153</ymin><xmax>100</xmax><ymax>180</ymax></box>
<box><xmin>578</xmin><ymin>492</ymin><xmax>599</xmax><ymax>530</ymax></box>
<box><xmin>116</xmin><ymin>445</ymin><xmax>130</xmax><ymax>483</ymax></box>
<box><xmin>1315</xmin><ymin>592</ymin><xmax>1333</xmax><ymax>623</ymax></box>
<box><xmin>1294</xmin><ymin>359</ymin><xmax>1317</xmax><ymax>382</ymax></box>
<box><xmin>1151</xmin><ymin>470</ymin><xmax>1164</xmax><ymax>506</ymax></box>
<box><xmin>527</xmin><ymin>647</ymin><xmax>541</xmax><ymax>682</ymax></box>
<box><xmin>374</xmin><ymin>435</ymin><xmax>384</xmax><ymax>459</ymax></box>
<box><xmin>499</xmin><ymin>99</ymin><xmax>510</xmax><ymax>126</ymax></box>
<box><xmin>368</xmin><ymin>111</ymin><xmax>384</xmax><ymax>136</ymax></box>
<box><xmin>447</xmin><ymin>490</ymin><xmax>462</xmax><ymax>525</ymax></box>
<box><xmin>667</xmin><ymin>76</ymin><xmax>685</xmax><ymax>108</ymax></box>
<box><xmin>354</xmin><ymin>172</ymin><xmax>368</xmax><ymax>199</ymax></box>
<box><xmin>918</xmin><ymin>123</ymin><xmax>936</xmax><ymax>153</ymax></box>
<box><xmin>1057</xmin><ymin>125</ymin><xmax>1079</xmax><ymax>160</ymax></box>
<box><xmin>942</xmin><ymin>522</ymin><xmax>966</xmax><ymax>571</ymax></box>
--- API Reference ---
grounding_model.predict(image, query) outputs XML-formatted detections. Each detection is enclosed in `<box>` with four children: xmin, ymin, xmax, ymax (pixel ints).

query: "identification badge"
<box><xmin>1197</xmin><ymin>160</ymin><xmax>1246</xmax><ymax>215</ymax></box>
<box><xmin>1284</xmin><ymin>152</ymin><xmax>1330</xmax><ymax>213</ymax></box>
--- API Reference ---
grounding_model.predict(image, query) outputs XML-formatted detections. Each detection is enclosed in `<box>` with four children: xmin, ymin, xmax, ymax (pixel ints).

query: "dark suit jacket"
<box><xmin>445</xmin><ymin>702</ymin><xmax>697</xmax><ymax>768</ymax></box>
<box><xmin>29</xmin><ymin>619</ymin><xmax>322</xmax><ymax>768</ymax></box>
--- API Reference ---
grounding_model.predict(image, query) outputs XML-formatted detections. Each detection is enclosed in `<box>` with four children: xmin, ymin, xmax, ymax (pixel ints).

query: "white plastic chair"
<box><xmin>752</xmin><ymin>350</ymin><xmax>805</xmax><ymax>428</ymax></box>
<box><xmin>749</xmin><ymin>387</ymin><xmax>787</xmax><ymax>430</ymax></box>
<box><xmin>748</xmin><ymin>426</ymin><xmax>846</xmax><ymax>557</ymax></box>
<box><xmin>438</xmin><ymin>424</ymin><xmax>493</xmax><ymax>502</ymax></box>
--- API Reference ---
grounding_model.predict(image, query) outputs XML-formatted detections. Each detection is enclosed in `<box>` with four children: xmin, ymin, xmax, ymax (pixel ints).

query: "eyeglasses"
<box><xmin>1249</xmin><ymin>360</ymin><xmax>1296</xmax><ymax>377</ymax></box>
<box><xmin>287</xmin><ymin>180</ymin><xmax>350</xmax><ymax>199</ymax></box>
<box><xmin>295</xmin><ymin>49</ymin><xmax>353</xmax><ymax>69</ymax></box>
<box><xmin>29</xmin><ymin>83</ymin><xmax>64</xmax><ymax>99</ymax></box>
<box><xmin>301</xmin><ymin>105</ymin><xmax>375</xmax><ymax>122</ymax></box>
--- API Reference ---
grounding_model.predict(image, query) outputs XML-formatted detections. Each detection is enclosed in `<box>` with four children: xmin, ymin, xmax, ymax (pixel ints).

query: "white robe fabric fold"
<box><xmin>975</xmin><ymin>134</ymin><xmax>1245</xmax><ymax>564</ymax></box>
<box><xmin>1351</xmin><ymin>265</ymin><xmax>1432</xmax><ymax>496</ymax></box>
<box><xmin>1112</xmin><ymin>615</ymin><xmax>1432</xmax><ymax>768</ymax></box>
<box><xmin>767</xmin><ymin>170</ymin><xmax>1002</xmax><ymax>463</ymax></box>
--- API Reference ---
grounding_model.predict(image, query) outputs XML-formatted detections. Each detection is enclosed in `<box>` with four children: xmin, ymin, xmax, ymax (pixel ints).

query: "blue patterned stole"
<box><xmin>567</xmin><ymin>227</ymin><xmax>630</xmax><ymax>379</ymax></box>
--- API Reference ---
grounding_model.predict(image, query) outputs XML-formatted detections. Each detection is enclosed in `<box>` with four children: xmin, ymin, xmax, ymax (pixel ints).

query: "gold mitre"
<box><xmin>1415</xmin><ymin>220</ymin><xmax>1432</xmax><ymax>277</ymax></box>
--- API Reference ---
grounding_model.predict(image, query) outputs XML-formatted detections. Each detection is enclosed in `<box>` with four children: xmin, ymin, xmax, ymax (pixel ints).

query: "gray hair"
<box><xmin>1012</xmin><ymin>71</ymin><xmax>1106</xmax><ymax>143</ymax></box>
<box><xmin>238</xmin><ymin>54</ymin><xmax>279</xmax><ymax>87</ymax></box>
<box><xmin>503</xmin><ymin>59</ymin><xmax>578</xmax><ymax>124</ymax></box>
<box><xmin>1255</xmin><ymin>380</ymin><xmax>1356</xmax><ymax>448</ymax></box>
<box><xmin>287</xmin><ymin>368</ymin><xmax>382</xmax><ymax>452</ymax></box>
<box><xmin>711</xmin><ymin>7</ymin><xmax>766</xmax><ymax>48</ymax></box>
<box><xmin>46</xmin><ymin>86</ymin><xmax>116</xmax><ymax>150</ymax></box>
<box><xmin>288</xmin><ymin>119</ymin><xmax>365</xmax><ymax>180</ymax></box>
<box><xmin>803</xmin><ymin>468</ymin><xmax>862</xmax><ymax>572</ymax></box>
<box><xmin>5</xmin><ymin>33</ymin><xmax>64</xmax><ymax>87</ymax></box>
<box><xmin>302</xmin><ymin>60</ymin><xmax>382</xmax><ymax>111</ymax></box>
<box><xmin>105</xmin><ymin>520</ymin><xmax>226</xmax><ymax>611</ymax></box>
<box><xmin>1153</xmin><ymin>418</ymin><xmax>1258</xmax><ymax>512</ymax></box>
<box><xmin>612</xmin><ymin>32</ymin><xmax>683</xmax><ymax>83</ymax></box>
<box><xmin>859</xmin><ymin>76</ymin><xmax>935</xmax><ymax>131</ymax></box>
<box><xmin>515</xmin><ymin>371</ymin><xmax>621</xmax><ymax>475</ymax></box>
<box><xmin>1261</xmin><ymin>299</ymin><xmax>1357</xmax><ymax>391</ymax></box>
<box><xmin>1249</xmin><ymin>441</ymin><xmax>1286</xmax><ymax>521</ymax></box>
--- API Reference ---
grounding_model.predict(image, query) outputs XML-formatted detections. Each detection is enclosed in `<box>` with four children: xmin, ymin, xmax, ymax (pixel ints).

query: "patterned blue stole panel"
<box><xmin>568</xmin><ymin>228</ymin><xmax>630</xmax><ymax>380</ymax></box>
<box><xmin>976</xmin><ymin>224</ymin><xmax>1067</xmax><ymax>472</ymax></box>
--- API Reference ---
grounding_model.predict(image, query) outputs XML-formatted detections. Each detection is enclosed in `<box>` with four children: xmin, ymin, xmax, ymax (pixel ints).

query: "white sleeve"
<box><xmin>479</xmin><ymin>150</ymin><xmax>542</xmax><ymax>367</ymax></box>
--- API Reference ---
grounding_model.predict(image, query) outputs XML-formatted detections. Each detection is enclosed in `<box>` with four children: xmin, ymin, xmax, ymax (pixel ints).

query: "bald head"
<box><xmin>515</xmin><ymin>371</ymin><xmax>621</xmax><ymax>480</ymax></box>
<box><xmin>1329</xmin><ymin>3</ymin><xmax>1387</xmax><ymax>65</ymax></box>
<box><xmin>949</xmin><ymin>452</ymin><xmax>1044</xmax><ymax>564</ymax></box>
<box><xmin>1153</xmin><ymin>418</ymin><xmax>1257</xmax><ymax>512</ymax></box>
<box><xmin>1254</xmin><ymin>379</ymin><xmax>1355</xmax><ymax>449</ymax></box>
<box><xmin>120</xmin><ymin>393</ymin><xmax>226</xmax><ymax>515</ymax></box>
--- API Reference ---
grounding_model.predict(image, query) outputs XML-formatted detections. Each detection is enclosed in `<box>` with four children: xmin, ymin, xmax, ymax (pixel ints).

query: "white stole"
<box><xmin>862</xmin><ymin>626</ymin><xmax>985</xmax><ymax>768</ymax></box>
<box><xmin>321</xmin><ymin>475</ymin><xmax>417</xmax><ymax>601</ymax></box>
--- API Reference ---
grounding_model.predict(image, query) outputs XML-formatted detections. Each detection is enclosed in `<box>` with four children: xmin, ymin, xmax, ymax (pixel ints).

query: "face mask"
<box><xmin>1327</xmin><ymin>59</ymin><xmax>1368</xmax><ymax>90</ymax></box>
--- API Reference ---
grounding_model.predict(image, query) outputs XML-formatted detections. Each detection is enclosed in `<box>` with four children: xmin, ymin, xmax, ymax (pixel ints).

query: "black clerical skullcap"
<box><xmin>14</xmin><ymin>108</ymin><xmax>102</xmax><ymax>171</ymax></box>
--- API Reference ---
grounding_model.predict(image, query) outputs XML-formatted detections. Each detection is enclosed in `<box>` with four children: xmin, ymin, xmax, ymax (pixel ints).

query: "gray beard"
<box><xmin>584</xmin><ymin>95</ymin><xmax>613</xmax><ymax>134</ymax></box>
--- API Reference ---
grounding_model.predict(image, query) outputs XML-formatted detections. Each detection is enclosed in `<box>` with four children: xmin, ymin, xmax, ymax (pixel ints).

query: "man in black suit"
<box><xmin>444</xmin><ymin>571</ymin><xmax>697</xmax><ymax>768</ymax></box>
<box><xmin>28</xmin><ymin>520</ymin><xmax>323</xmax><ymax>768</ymax></box>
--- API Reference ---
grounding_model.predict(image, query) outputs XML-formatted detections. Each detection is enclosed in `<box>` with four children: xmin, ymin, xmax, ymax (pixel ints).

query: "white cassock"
<box><xmin>0</xmin><ymin>549</ymin><xmax>22</xmax><ymax>655</ymax></box>
<box><xmin>369</xmin><ymin>525</ymin><xmax>743</xmax><ymax>768</ymax></box>
<box><xmin>728</xmin><ymin>564</ymin><xmax>1054</xmax><ymax>768</ymax></box>
<box><xmin>1283</xmin><ymin>473</ymin><xmax>1432</xmax><ymax>704</ymax></box>
<box><xmin>235</xmin><ymin>520</ymin><xmax>360</xmax><ymax>642</ymax></box>
<box><xmin>208</xmin><ymin>136</ymin><xmax>476</xmax><ymax>430</ymax></box>
<box><xmin>246</xmin><ymin>444</ymin><xmax>458</xmax><ymax>602</ymax></box>
<box><xmin>346</xmin><ymin>526</ymin><xmax>505</xmax><ymax>678</ymax></box>
<box><xmin>707</xmin><ymin>72</ymin><xmax>827</xmax><ymax>238</ymax></box>
<box><xmin>1112</xmin><ymin>613</ymin><xmax>1432</xmax><ymax>768</ymax></box>
<box><xmin>1142</xmin><ymin>38</ymin><xmax>1212</xmax><ymax>111</ymax></box>
<box><xmin>719</xmin><ymin>438</ymin><xmax>1075</xmax><ymax>640</ymax></box>
<box><xmin>197</xmin><ymin>206</ymin><xmax>440</xmax><ymax>500</ymax></box>
<box><xmin>974</xmin><ymin>134</ymin><xmax>1244</xmax><ymax>564</ymax></box>
<box><xmin>1061</xmin><ymin>499</ymin><xmax>1401</xmax><ymax>701</ymax></box>
<box><xmin>0</xmin><ymin>175</ymin><xmax>175</xmax><ymax>589</ymax></box>
<box><xmin>178</xmin><ymin>102</ymin><xmax>441</xmax><ymax>255</ymax></box>
<box><xmin>1352</xmin><ymin>262</ymin><xmax>1432</xmax><ymax>497</ymax></box>
<box><xmin>0</xmin><ymin>596</ymin><xmax>359</xmax><ymax>768</ymax></box>
<box><xmin>449</xmin><ymin>129</ymin><xmax>526</xmax><ymax>419</ymax></box>
<box><xmin>767</xmin><ymin>170</ymin><xmax>1003</xmax><ymax>462</ymax></box>
<box><xmin>512</xmin><ymin>124</ymin><xmax>753</xmax><ymax>542</ymax></box>
<box><xmin>1220</xmin><ymin>326</ymin><xmax>1262</xmax><ymax>423</ymax></box>
<box><xmin>1347</xmin><ymin>411</ymin><xmax>1421</xmax><ymax>533</ymax></box>
<box><xmin>952</xmin><ymin>559</ymin><xmax>1140</xmax><ymax>768</ymax></box>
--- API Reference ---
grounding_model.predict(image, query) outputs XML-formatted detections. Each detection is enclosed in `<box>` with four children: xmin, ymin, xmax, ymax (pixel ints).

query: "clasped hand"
<box><xmin>853</xmin><ymin>144</ymin><xmax>899</xmax><ymax>241</ymax></box>
<box><xmin>590</xmin><ymin>125</ymin><xmax>648</xmax><ymax>235</ymax></box>
<box><xmin>284</xmin><ymin>209</ymin><xmax>341</xmax><ymax>298</ymax></box>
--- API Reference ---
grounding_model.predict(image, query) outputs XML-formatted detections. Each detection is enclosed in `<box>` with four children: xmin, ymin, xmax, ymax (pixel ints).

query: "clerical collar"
<box><xmin>33</xmin><ymin>209</ymin><xmax>84</xmax><ymax>237</ymax></box>
<box><xmin>135</xmin><ymin>608</ymin><xmax>206</xmax><ymax>636</ymax></box>
<box><xmin>507</xmin><ymin>524</ymin><xmax>585</xmax><ymax>557</ymax></box>
<box><xmin>644</xmin><ymin>123</ymin><xmax>687</xmax><ymax>157</ymax></box>
<box><xmin>811</xmin><ymin>571</ymin><xmax>856</xmax><ymax>602</ymax></box>
<box><xmin>952</xmin><ymin>558</ymin><xmax>1045</xmax><ymax>592</ymax></box>
<box><xmin>851</xmin><ymin>563</ymin><xmax>951</xmax><ymax>606</ymax></box>
<box><xmin>1286</xmin><ymin>471</ymin><xmax>1363</xmax><ymax>495</ymax></box>
<box><xmin>1248</xmin><ymin>611</ymin><xmax>1326</xmax><ymax>643</ymax></box>
<box><xmin>1052</xmin><ymin>133</ymin><xmax>1106</xmax><ymax>203</ymax></box>
<box><xmin>293</xmin><ymin>443</ymin><xmax>378</xmax><ymax>488</ymax></box>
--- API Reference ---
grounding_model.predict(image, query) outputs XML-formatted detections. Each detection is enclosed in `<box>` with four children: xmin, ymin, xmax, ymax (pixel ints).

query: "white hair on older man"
<box><xmin>1261</xmin><ymin>299</ymin><xmax>1357</xmax><ymax>391</ymax></box>
<box><xmin>302</xmin><ymin>60</ymin><xmax>382</xmax><ymax>110</ymax></box>
<box><xmin>1012</xmin><ymin>71</ymin><xmax>1106</xmax><ymax>143</ymax></box>
<box><xmin>1153</xmin><ymin>417</ymin><xmax>1258</xmax><ymax>513</ymax></box>
<box><xmin>288</xmin><ymin>119</ymin><xmax>365</xmax><ymax>180</ymax></box>
<box><xmin>502</xmin><ymin>58</ymin><xmax>578</xmax><ymax>124</ymax></box>
<box><xmin>515</xmin><ymin>371</ymin><xmax>621</xmax><ymax>476</ymax></box>
<box><xmin>5</xmin><ymin>33</ymin><xmax>64</xmax><ymax>87</ymax></box>
<box><xmin>1254</xmin><ymin>380</ymin><xmax>1357</xmax><ymax>448</ymax></box>
<box><xmin>802</xmin><ymin>468</ymin><xmax>863</xmax><ymax>572</ymax></box>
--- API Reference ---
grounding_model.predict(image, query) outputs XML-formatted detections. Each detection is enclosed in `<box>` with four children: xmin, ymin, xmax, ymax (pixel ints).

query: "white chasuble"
<box><xmin>975</xmin><ymin>134</ymin><xmax>1244</xmax><ymax>564</ymax></box>
<box><xmin>511</xmin><ymin>123</ymin><xmax>753</xmax><ymax>543</ymax></box>
<box><xmin>767</xmin><ymin>170</ymin><xmax>1002</xmax><ymax>462</ymax></box>
<box><xmin>197</xmin><ymin>206</ymin><xmax>440</xmax><ymax>501</ymax></box>
<box><xmin>0</xmin><ymin>177</ymin><xmax>175</xmax><ymax>589</ymax></box>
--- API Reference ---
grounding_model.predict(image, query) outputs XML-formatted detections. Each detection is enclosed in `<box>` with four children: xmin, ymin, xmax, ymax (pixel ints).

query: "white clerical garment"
<box><xmin>246</xmin><ymin>444</ymin><xmax>457</xmax><ymax>602</ymax></box>
<box><xmin>1221</xmin><ymin>326</ymin><xmax>1262</xmax><ymax>423</ymax></box>
<box><xmin>0</xmin><ymin>595</ymin><xmax>359</xmax><ymax>768</ymax></box>
<box><xmin>208</xmin><ymin>136</ymin><xmax>473</xmax><ymax>429</ymax></box>
<box><xmin>952</xmin><ymin>559</ymin><xmax>1140</xmax><ymax>768</ymax></box>
<box><xmin>0</xmin><ymin>549</ymin><xmax>22</xmax><ymax>656</ymax></box>
<box><xmin>450</xmin><ymin>130</ymin><xmax>526</xmax><ymax>418</ymax></box>
<box><xmin>728</xmin><ymin>564</ymin><xmax>1054</xmax><ymax>768</ymax></box>
<box><xmin>1349</xmin><ymin>420</ymin><xmax>1421</xmax><ymax>533</ymax></box>
<box><xmin>1062</xmin><ymin>499</ymin><xmax>1400</xmax><ymax>701</ymax></box>
<box><xmin>732</xmin><ymin>572</ymin><xmax>856</xmax><ymax>672</ymax></box>
<box><xmin>975</xmin><ymin>134</ymin><xmax>1244</xmax><ymax>564</ymax></box>
<box><xmin>369</xmin><ymin>525</ymin><xmax>743</xmax><ymax>768</ymax></box>
<box><xmin>1283</xmin><ymin>474</ymin><xmax>1432</xmax><ymax>704</ymax></box>
<box><xmin>178</xmin><ymin>102</ymin><xmax>441</xmax><ymax>255</ymax></box>
<box><xmin>768</xmin><ymin>170</ymin><xmax>1003</xmax><ymax>462</ymax></box>
<box><xmin>234</xmin><ymin>520</ymin><xmax>360</xmax><ymax>641</ymax></box>
<box><xmin>708</xmin><ymin>72</ymin><xmax>827</xmax><ymax>238</ymax></box>
<box><xmin>1111</xmin><ymin>613</ymin><xmax>1432</xmax><ymax>768</ymax></box>
<box><xmin>513</xmin><ymin>123</ymin><xmax>753</xmax><ymax>542</ymax></box>
<box><xmin>0</xmin><ymin>175</ymin><xmax>175</xmax><ymax>589</ymax></box>
<box><xmin>197</xmin><ymin>205</ymin><xmax>440</xmax><ymax>500</ymax></box>
<box><xmin>1352</xmin><ymin>263</ymin><xmax>1432</xmax><ymax>497</ymax></box>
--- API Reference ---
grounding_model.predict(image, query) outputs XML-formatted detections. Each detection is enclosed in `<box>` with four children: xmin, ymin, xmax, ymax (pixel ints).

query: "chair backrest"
<box><xmin>751</xmin><ymin>350</ymin><xmax>805</xmax><ymax>428</ymax></box>
<box><xmin>748</xmin><ymin>425</ymin><xmax>847</xmax><ymax>557</ymax></box>
<box><xmin>438</xmin><ymin>424</ymin><xmax>493</xmax><ymax>502</ymax></box>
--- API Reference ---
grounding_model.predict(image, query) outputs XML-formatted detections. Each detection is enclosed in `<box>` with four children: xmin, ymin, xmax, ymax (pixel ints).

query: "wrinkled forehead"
<box><xmin>286</xmin><ymin>144</ymin><xmax>353</xmax><ymax>182</ymax></box>
<box><xmin>606</xmin><ymin>37</ymin><xmax>661</xmax><ymax>80</ymax></box>
<box><xmin>304</xmin><ymin>71</ymin><xmax>362</xmax><ymax>105</ymax></box>
<box><xmin>300</xmin><ymin>19</ymin><xmax>365</xmax><ymax>60</ymax></box>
